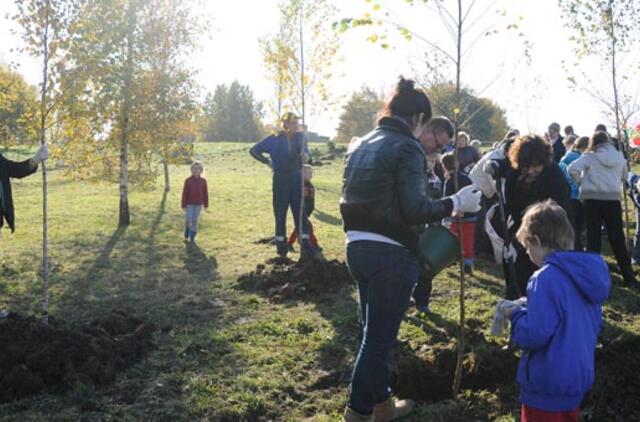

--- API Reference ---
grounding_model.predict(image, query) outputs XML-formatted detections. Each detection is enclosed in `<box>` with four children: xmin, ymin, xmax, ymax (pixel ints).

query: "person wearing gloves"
<box><xmin>503</xmin><ymin>199</ymin><xmax>610</xmax><ymax>422</ymax></box>
<box><xmin>484</xmin><ymin>135</ymin><xmax>572</xmax><ymax>295</ymax></box>
<box><xmin>340</xmin><ymin>77</ymin><xmax>481</xmax><ymax>422</ymax></box>
<box><xmin>568</xmin><ymin>130</ymin><xmax>636</xmax><ymax>286</ymax></box>
<box><xmin>0</xmin><ymin>145</ymin><xmax>49</xmax><ymax>235</ymax></box>
<box><xmin>250</xmin><ymin>112</ymin><xmax>316</xmax><ymax>259</ymax></box>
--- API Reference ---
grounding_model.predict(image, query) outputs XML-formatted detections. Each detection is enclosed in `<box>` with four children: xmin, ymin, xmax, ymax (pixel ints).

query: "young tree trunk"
<box><xmin>452</xmin><ymin>0</ymin><xmax>465</xmax><ymax>398</ymax></box>
<box><xmin>118</xmin><ymin>0</ymin><xmax>136</xmax><ymax>227</ymax></box>
<box><xmin>163</xmin><ymin>159</ymin><xmax>170</xmax><ymax>193</ymax></box>
<box><xmin>40</xmin><ymin>0</ymin><xmax>51</xmax><ymax>324</ymax></box>
<box><xmin>607</xmin><ymin>0</ymin><xmax>631</xmax><ymax>250</ymax></box>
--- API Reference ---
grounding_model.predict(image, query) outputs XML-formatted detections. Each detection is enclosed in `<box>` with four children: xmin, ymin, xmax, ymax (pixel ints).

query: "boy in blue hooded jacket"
<box><xmin>504</xmin><ymin>199</ymin><xmax>611</xmax><ymax>422</ymax></box>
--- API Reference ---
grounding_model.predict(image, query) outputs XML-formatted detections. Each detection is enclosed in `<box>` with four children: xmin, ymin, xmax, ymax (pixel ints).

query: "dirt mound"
<box><xmin>237</xmin><ymin>258</ymin><xmax>353</xmax><ymax>302</ymax></box>
<box><xmin>583</xmin><ymin>335</ymin><xmax>640</xmax><ymax>421</ymax></box>
<box><xmin>390</xmin><ymin>339</ymin><xmax>518</xmax><ymax>402</ymax></box>
<box><xmin>0</xmin><ymin>309</ymin><xmax>154</xmax><ymax>403</ymax></box>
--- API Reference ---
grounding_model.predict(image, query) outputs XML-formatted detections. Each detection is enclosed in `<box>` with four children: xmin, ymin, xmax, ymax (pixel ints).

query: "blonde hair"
<box><xmin>516</xmin><ymin>199</ymin><xmax>574</xmax><ymax>251</ymax></box>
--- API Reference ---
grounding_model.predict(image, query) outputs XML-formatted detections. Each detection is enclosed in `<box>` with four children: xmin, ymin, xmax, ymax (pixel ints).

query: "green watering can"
<box><xmin>418</xmin><ymin>225</ymin><xmax>460</xmax><ymax>276</ymax></box>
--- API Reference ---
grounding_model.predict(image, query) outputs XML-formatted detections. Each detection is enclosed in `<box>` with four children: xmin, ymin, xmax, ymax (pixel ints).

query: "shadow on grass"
<box><xmin>0</xmin><ymin>192</ymin><xmax>238</xmax><ymax>419</ymax></box>
<box><xmin>313</xmin><ymin>209</ymin><xmax>342</xmax><ymax>226</ymax></box>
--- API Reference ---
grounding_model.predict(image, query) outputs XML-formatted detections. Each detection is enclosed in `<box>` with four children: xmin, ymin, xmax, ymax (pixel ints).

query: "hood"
<box><xmin>546</xmin><ymin>252</ymin><xmax>611</xmax><ymax>305</ymax></box>
<box><xmin>561</xmin><ymin>151</ymin><xmax>580</xmax><ymax>165</ymax></box>
<box><xmin>593</xmin><ymin>144</ymin><xmax>622</xmax><ymax>169</ymax></box>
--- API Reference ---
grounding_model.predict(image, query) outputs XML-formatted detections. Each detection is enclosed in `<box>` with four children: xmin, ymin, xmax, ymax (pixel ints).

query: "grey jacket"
<box><xmin>568</xmin><ymin>143</ymin><xmax>628</xmax><ymax>201</ymax></box>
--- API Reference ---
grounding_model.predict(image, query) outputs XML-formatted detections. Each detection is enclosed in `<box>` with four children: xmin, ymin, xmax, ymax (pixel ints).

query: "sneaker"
<box><xmin>464</xmin><ymin>264</ymin><xmax>473</xmax><ymax>275</ymax></box>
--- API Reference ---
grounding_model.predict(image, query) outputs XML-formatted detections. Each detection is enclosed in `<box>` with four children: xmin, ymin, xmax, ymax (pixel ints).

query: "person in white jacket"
<box><xmin>568</xmin><ymin>130</ymin><xmax>637</xmax><ymax>286</ymax></box>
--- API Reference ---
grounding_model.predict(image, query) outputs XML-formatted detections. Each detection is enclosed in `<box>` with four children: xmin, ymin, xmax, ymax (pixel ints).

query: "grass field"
<box><xmin>1</xmin><ymin>142</ymin><xmax>640</xmax><ymax>421</ymax></box>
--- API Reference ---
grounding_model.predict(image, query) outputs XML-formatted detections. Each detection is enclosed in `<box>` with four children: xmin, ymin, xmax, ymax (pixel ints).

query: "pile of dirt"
<box><xmin>390</xmin><ymin>338</ymin><xmax>518</xmax><ymax>402</ymax></box>
<box><xmin>237</xmin><ymin>258</ymin><xmax>353</xmax><ymax>302</ymax></box>
<box><xmin>583</xmin><ymin>335</ymin><xmax>640</xmax><ymax>421</ymax></box>
<box><xmin>0</xmin><ymin>309</ymin><xmax>154</xmax><ymax>403</ymax></box>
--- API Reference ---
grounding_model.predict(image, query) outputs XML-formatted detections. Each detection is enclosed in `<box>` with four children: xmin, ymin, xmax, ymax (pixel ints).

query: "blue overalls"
<box><xmin>250</xmin><ymin>132</ymin><xmax>313</xmax><ymax>256</ymax></box>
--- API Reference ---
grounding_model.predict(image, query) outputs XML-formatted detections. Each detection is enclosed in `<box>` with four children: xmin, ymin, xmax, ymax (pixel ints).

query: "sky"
<box><xmin>0</xmin><ymin>0</ymin><xmax>626</xmax><ymax>139</ymax></box>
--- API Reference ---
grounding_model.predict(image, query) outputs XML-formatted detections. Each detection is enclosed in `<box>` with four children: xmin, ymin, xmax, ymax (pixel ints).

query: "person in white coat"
<box><xmin>568</xmin><ymin>130</ymin><xmax>637</xmax><ymax>286</ymax></box>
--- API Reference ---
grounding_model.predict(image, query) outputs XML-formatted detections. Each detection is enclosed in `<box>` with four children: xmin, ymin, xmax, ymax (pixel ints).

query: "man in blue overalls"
<box><xmin>250</xmin><ymin>112</ymin><xmax>316</xmax><ymax>259</ymax></box>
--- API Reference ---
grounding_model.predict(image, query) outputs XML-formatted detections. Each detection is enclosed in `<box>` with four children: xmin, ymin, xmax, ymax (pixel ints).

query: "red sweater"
<box><xmin>181</xmin><ymin>176</ymin><xmax>209</xmax><ymax>208</ymax></box>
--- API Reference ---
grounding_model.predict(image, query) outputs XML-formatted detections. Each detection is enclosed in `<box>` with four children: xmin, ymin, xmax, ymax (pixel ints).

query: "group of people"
<box><xmin>2</xmin><ymin>75</ymin><xmax>635</xmax><ymax>422</ymax></box>
<box><xmin>338</xmin><ymin>77</ymin><xmax>631</xmax><ymax>422</ymax></box>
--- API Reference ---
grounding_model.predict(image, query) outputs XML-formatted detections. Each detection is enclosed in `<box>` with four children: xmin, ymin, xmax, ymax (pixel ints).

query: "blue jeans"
<box><xmin>185</xmin><ymin>205</ymin><xmax>202</xmax><ymax>232</ymax></box>
<box><xmin>346</xmin><ymin>240</ymin><xmax>419</xmax><ymax>415</ymax></box>
<box><xmin>273</xmin><ymin>171</ymin><xmax>309</xmax><ymax>253</ymax></box>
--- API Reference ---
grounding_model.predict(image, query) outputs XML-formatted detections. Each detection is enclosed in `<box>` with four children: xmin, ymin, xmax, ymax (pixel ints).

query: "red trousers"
<box><xmin>449</xmin><ymin>221</ymin><xmax>475</xmax><ymax>260</ymax></box>
<box><xmin>521</xmin><ymin>405</ymin><xmax>580</xmax><ymax>422</ymax></box>
<box><xmin>288</xmin><ymin>219</ymin><xmax>319</xmax><ymax>247</ymax></box>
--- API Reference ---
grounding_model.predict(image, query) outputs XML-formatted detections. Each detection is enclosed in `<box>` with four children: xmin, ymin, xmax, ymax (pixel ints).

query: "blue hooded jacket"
<box><xmin>510</xmin><ymin>252</ymin><xmax>611</xmax><ymax>412</ymax></box>
<box><xmin>560</xmin><ymin>151</ymin><xmax>581</xmax><ymax>200</ymax></box>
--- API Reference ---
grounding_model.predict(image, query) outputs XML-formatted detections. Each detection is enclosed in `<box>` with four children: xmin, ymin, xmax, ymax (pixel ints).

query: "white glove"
<box><xmin>32</xmin><ymin>145</ymin><xmax>49</xmax><ymax>164</ymax></box>
<box><xmin>451</xmin><ymin>185</ymin><xmax>482</xmax><ymax>214</ymax></box>
<box><xmin>503</xmin><ymin>244</ymin><xmax>517</xmax><ymax>261</ymax></box>
<box><xmin>483</xmin><ymin>160</ymin><xmax>500</xmax><ymax>176</ymax></box>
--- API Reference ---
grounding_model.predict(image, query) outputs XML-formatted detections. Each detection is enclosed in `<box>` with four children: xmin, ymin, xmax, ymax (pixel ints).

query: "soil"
<box><xmin>583</xmin><ymin>335</ymin><xmax>640</xmax><ymax>421</ymax></box>
<box><xmin>0</xmin><ymin>309</ymin><xmax>154</xmax><ymax>403</ymax></box>
<box><xmin>390</xmin><ymin>336</ymin><xmax>519</xmax><ymax>402</ymax></box>
<box><xmin>237</xmin><ymin>258</ymin><xmax>353</xmax><ymax>302</ymax></box>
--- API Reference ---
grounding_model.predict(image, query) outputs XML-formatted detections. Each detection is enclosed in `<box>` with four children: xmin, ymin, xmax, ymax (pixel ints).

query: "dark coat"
<box><xmin>340</xmin><ymin>117</ymin><xmax>454</xmax><ymax>254</ymax></box>
<box><xmin>0</xmin><ymin>154</ymin><xmax>37</xmax><ymax>232</ymax></box>
<box><xmin>504</xmin><ymin>161</ymin><xmax>572</xmax><ymax>234</ymax></box>
<box><xmin>552</xmin><ymin>137</ymin><xmax>566</xmax><ymax>163</ymax></box>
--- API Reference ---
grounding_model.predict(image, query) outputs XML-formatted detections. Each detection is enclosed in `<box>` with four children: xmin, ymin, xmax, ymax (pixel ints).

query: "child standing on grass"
<box><xmin>441</xmin><ymin>152</ymin><xmax>477</xmax><ymax>274</ymax></box>
<box><xmin>181</xmin><ymin>162</ymin><xmax>208</xmax><ymax>243</ymax></box>
<box><xmin>503</xmin><ymin>199</ymin><xmax>610</xmax><ymax>422</ymax></box>
<box><xmin>287</xmin><ymin>164</ymin><xmax>320</xmax><ymax>250</ymax></box>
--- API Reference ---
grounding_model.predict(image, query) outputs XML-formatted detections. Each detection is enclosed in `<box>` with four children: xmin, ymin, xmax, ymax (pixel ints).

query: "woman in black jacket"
<box><xmin>340</xmin><ymin>78</ymin><xmax>481</xmax><ymax>422</ymax></box>
<box><xmin>501</xmin><ymin>135</ymin><xmax>571</xmax><ymax>295</ymax></box>
<box><xmin>0</xmin><ymin>145</ymin><xmax>48</xmax><ymax>234</ymax></box>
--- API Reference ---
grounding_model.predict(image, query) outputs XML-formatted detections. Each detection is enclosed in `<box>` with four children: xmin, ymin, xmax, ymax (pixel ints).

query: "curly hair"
<box><xmin>508</xmin><ymin>134</ymin><xmax>553</xmax><ymax>170</ymax></box>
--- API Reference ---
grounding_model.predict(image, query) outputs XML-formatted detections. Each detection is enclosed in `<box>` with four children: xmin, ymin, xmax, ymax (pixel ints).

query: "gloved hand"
<box><xmin>483</xmin><ymin>159</ymin><xmax>500</xmax><ymax>176</ymax></box>
<box><xmin>32</xmin><ymin>145</ymin><xmax>49</xmax><ymax>164</ymax></box>
<box><xmin>451</xmin><ymin>185</ymin><xmax>482</xmax><ymax>214</ymax></box>
<box><xmin>503</xmin><ymin>244</ymin><xmax>517</xmax><ymax>261</ymax></box>
<box><xmin>627</xmin><ymin>172</ymin><xmax>638</xmax><ymax>187</ymax></box>
<box><xmin>499</xmin><ymin>298</ymin><xmax>526</xmax><ymax>318</ymax></box>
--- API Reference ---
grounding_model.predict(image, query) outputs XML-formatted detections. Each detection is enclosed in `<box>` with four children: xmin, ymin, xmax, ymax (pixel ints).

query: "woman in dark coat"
<box><xmin>503</xmin><ymin>135</ymin><xmax>572</xmax><ymax>295</ymax></box>
<box><xmin>0</xmin><ymin>145</ymin><xmax>48</xmax><ymax>234</ymax></box>
<box><xmin>340</xmin><ymin>78</ymin><xmax>481</xmax><ymax>422</ymax></box>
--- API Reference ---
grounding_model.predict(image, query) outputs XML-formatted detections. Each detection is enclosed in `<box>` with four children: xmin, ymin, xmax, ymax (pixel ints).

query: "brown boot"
<box><xmin>343</xmin><ymin>406</ymin><xmax>374</xmax><ymax>422</ymax></box>
<box><xmin>373</xmin><ymin>397</ymin><xmax>415</xmax><ymax>421</ymax></box>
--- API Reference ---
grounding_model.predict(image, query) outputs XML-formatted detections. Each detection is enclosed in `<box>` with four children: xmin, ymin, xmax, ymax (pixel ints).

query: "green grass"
<box><xmin>1</xmin><ymin>142</ymin><xmax>640</xmax><ymax>421</ymax></box>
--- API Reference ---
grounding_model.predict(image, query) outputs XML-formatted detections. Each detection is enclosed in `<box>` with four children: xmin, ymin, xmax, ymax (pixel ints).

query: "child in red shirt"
<box><xmin>181</xmin><ymin>162</ymin><xmax>208</xmax><ymax>243</ymax></box>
